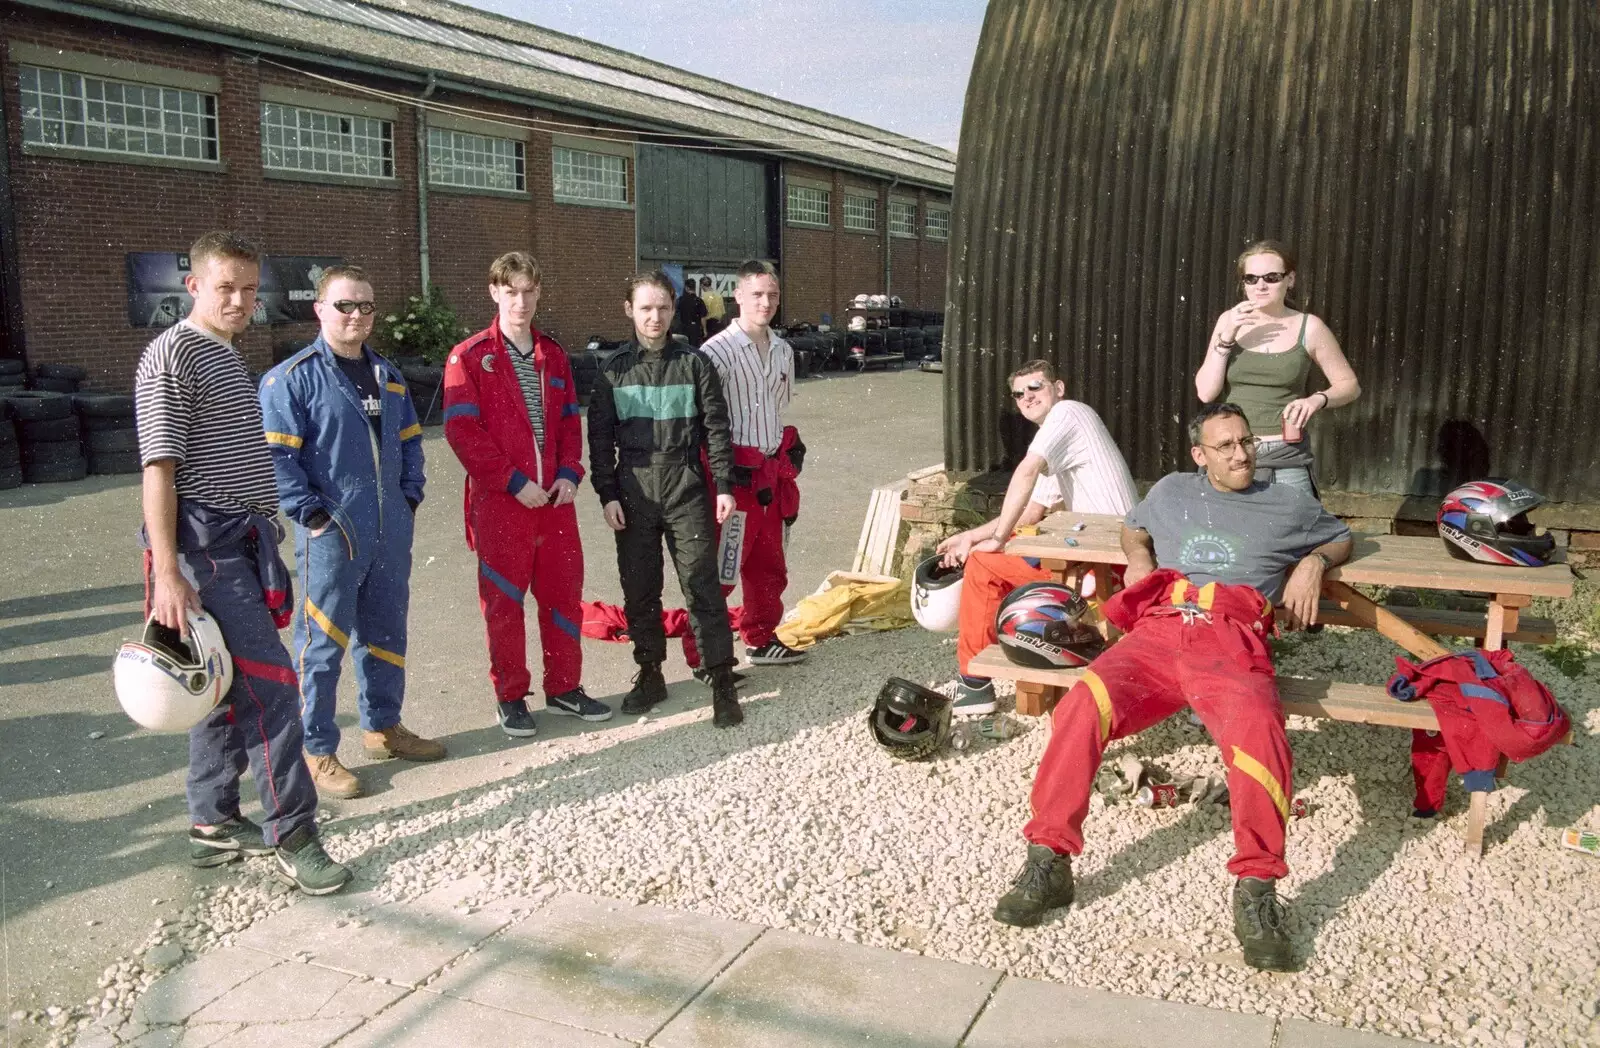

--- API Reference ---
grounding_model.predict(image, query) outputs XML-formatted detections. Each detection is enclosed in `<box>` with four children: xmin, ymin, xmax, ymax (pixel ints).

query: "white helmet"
<box><xmin>113</xmin><ymin>611</ymin><xmax>233</xmax><ymax>732</ymax></box>
<box><xmin>911</xmin><ymin>555</ymin><xmax>964</xmax><ymax>632</ymax></box>
<box><xmin>852</xmin><ymin>293</ymin><xmax>870</xmax><ymax>308</ymax></box>
<box><xmin>848</xmin><ymin>315</ymin><xmax>868</xmax><ymax>332</ymax></box>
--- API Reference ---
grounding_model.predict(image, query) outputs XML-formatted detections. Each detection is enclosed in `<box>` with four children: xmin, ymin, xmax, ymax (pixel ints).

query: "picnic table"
<box><xmin>971</xmin><ymin>511</ymin><xmax>1575</xmax><ymax>856</ymax></box>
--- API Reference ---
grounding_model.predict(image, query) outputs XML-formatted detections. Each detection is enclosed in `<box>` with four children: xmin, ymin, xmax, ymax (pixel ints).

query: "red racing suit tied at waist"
<box><xmin>1103</xmin><ymin>568</ymin><xmax>1276</xmax><ymax>672</ymax></box>
<box><xmin>706</xmin><ymin>425</ymin><xmax>804</xmax><ymax>522</ymax></box>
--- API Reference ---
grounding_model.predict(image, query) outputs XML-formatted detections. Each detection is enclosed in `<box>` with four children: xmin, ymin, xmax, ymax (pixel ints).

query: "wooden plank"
<box><xmin>1323</xmin><ymin>580</ymin><xmax>1452</xmax><ymax>661</ymax></box>
<box><xmin>1282</xmin><ymin>603</ymin><xmax>1558</xmax><ymax>644</ymax></box>
<box><xmin>1464</xmin><ymin>791</ymin><xmax>1488</xmax><ymax>857</ymax></box>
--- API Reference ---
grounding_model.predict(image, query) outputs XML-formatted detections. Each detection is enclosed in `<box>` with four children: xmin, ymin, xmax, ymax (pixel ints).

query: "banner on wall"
<box><xmin>125</xmin><ymin>253</ymin><xmax>344</xmax><ymax>328</ymax></box>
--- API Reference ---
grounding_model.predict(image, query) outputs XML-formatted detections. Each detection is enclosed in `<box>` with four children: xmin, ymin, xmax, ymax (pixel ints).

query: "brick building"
<box><xmin>0</xmin><ymin>0</ymin><xmax>955</xmax><ymax>389</ymax></box>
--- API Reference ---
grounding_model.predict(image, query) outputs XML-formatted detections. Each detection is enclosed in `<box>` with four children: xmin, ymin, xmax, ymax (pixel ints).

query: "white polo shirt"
<box><xmin>699</xmin><ymin>322</ymin><xmax>794</xmax><ymax>455</ymax></box>
<box><xmin>1026</xmin><ymin>400</ymin><xmax>1138</xmax><ymax>515</ymax></box>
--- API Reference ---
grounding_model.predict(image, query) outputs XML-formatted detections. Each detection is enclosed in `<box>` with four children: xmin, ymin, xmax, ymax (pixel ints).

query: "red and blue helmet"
<box><xmin>997</xmin><ymin>582</ymin><xmax>1104</xmax><ymax>669</ymax></box>
<box><xmin>1436</xmin><ymin>480</ymin><xmax>1555</xmax><ymax>567</ymax></box>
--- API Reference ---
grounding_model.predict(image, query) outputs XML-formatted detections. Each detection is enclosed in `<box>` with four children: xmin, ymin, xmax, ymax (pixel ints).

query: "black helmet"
<box><xmin>997</xmin><ymin>581</ymin><xmax>1104</xmax><ymax>669</ymax></box>
<box><xmin>1437</xmin><ymin>479</ymin><xmax>1556</xmax><ymax>567</ymax></box>
<box><xmin>868</xmin><ymin>677</ymin><xmax>952</xmax><ymax>761</ymax></box>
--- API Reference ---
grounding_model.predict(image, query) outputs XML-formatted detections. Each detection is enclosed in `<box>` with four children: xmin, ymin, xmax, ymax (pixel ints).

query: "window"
<box><xmin>428</xmin><ymin>127</ymin><xmax>525</xmax><ymax>192</ymax></box>
<box><xmin>553</xmin><ymin>145</ymin><xmax>628</xmax><ymax>205</ymax></box>
<box><xmin>786</xmin><ymin>184</ymin><xmax>830</xmax><ymax>227</ymax></box>
<box><xmin>889</xmin><ymin>200</ymin><xmax>918</xmax><ymax>238</ymax></box>
<box><xmin>262</xmin><ymin>102</ymin><xmax>394</xmax><ymax>179</ymax></box>
<box><xmin>843</xmin><ymin>193</ymin><xmax>878</xmax><ymax>233</ymax></box>
<box><xmin>17</xmin><ymin>65</ymin><xmax>218</xmax><ymax>162</ymax></box>
<box><xmin>926</xmin><ymin>207</ymin><xmax>951</xmax><ymax>241</ymax></box>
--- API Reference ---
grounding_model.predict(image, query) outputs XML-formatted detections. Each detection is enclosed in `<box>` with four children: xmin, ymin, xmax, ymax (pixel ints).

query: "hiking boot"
<box><xmin>363</xmin><ymin>723</ymin><xmax>447</xmax><ymax>762</ymax></box>
<box><xmin>746</xmin><ymin>639</ymin><xmax>807</xmax><ymax>665</ymax></box>
<box><xmin>307</xmin><ymin>753</ymin><xmax>362</xmax><ymax>799</ymax></box>
<box><xmin>1233</xmin><ymin>877</ymin><xmax>1295</xmax><ymax>972</ymax></box>
<box><xmin>189</xmin><ymin>816</ymin><xmax>273</xmax><ymax>869</ymax></box>
<box><xmin>497</xmin><ymin>698</ymin><xmax>538</xmax><ymax>738</ymax></box>
<box><xmin>993</xmin><ymin>844</ymin><xmax>1074</xmax><ymax>927</ymax></box>
<box><xmin>622</xmin><ymin>663</ymin><xmax>669</xmax><ymax>715</ymax></box>
<box><xmin>692</xmin><ymin>666</ymin><xmax>746</xmax><ymax>688</ymax></box>
<box><xmin>275</xmin><ymin>824</ymin><xmax>352</xmax><ymax>896</ymax></box>
<box><xmin>954</xmin><ymin>678</ymin><xmax>998</xmax><ymax>716</ymax></box>
<box><xmin>546</xmin><ymin>686</ymin><xmax>614</xmax><ymax>722</ymax></box>
<box><xmin>710</xmin><ymin>667</ymin><xmax>743</xmax><ymax>728</ymax></box>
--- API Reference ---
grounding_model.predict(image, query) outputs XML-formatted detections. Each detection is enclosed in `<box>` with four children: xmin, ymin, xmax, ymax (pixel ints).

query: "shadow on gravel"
<box><xmin>0</xmin><ymin>609</ymin><xmax>140</xmax><ymax>650</ymax></box>
<box><xmin>0</xmin><ymin>582</ymin><xmax>144</xmax><ymax>621</ymax></box>
<box><xmin>0</xmin><ymin>653</ymin><xmax>115</xmax><ymax>685</ymax></box>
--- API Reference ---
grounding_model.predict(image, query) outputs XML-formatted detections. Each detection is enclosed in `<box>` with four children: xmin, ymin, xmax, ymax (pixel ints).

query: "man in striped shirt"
<box><xmin>698</xmin><ymin>260</ymin><xmax>807</xmax><ymax>666</ymax></box>
<box><xmin>936</xmin><ymin>358</ymin><xmax>1138</xmax><ymax>715</ymax></box>
<box><xmin>135</xmin><ymin>231</ymin><xmax>348</xmax><ymax>895</ymax></box>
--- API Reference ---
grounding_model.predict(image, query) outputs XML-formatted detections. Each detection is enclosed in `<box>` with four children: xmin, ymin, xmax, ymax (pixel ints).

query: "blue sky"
<box><xmin>457</xmin><ymin>0</ymin><xmax>988</xmax><ymax>150</ymax></box>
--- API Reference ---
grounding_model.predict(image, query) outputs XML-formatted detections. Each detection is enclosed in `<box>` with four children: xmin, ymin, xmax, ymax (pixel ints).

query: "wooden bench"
<box><xmin>984</xmin><ymin>512</ymin><xmax>1576</xmax><ymax>856</ymax></box>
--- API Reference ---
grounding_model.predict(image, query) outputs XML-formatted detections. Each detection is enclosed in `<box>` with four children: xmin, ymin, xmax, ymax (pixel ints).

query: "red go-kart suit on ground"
<box><xmin>444</xmin><ymin>321</ymin><xmax>585</xmax><ymax>704</ymax></box>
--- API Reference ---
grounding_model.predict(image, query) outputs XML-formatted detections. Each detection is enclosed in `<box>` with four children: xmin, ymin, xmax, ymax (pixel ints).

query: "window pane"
<box><xmin>552</xmin><ymin>145</ymin><xmax>627</xmax><ymax>204</ymax></box>
<box><xmin>16</xmin><ymin>65</ymin><xmax>220</xmax><ymax>162</ymax></box>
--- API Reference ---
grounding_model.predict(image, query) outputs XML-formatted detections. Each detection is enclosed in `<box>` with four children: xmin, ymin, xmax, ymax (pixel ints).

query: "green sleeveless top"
<box><xmin>1221</xmin><ymin>313</ymin><xmax>1313</xmax><ymax>434</ymax></box>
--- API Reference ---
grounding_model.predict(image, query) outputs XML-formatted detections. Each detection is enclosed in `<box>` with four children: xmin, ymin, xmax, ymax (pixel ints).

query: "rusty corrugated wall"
<box><xmin>945</xmin><ymin>0</ymin><xmax>1600</xmax><ymax>504</ymax></box>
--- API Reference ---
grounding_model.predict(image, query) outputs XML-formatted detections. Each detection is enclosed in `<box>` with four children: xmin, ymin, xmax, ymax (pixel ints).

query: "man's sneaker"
<box><xmin>189</xmin><ymin>816</ymin><xmax>273</xmax><ymax>869</ymax></box>
<box><xmin>993</xmin><ymin>844</ymin><xmax>1074</xmax><ymax>927</ymax></box>
<box><xmin>692</xmin><ymin>666</ymin><xmax>747</xmax><ymax>687</ymax></box>
<box><xmin>547</xmin><ymin>687</ymin><xmax>614</xmax><ymax>723</ymax></box>
<box><xmin>274</xmin><ymin>824</ymin><xmax>352</xmax><ymax>896</ymax></box>
<box><xmin>1232</xmin><ymin>877</ymin><xmax>1295</xmax><ymax>972</ymax></box>
<box><xmin>307</xmin><ymin>753</ymin><xmax>362</xmax><ymax>799</ymax></box>
<box><xmin>710</xmin><ymin>669</ymin><xmax>743</xmax><ymax>728</ymax></box>
<box><xmin>746</xmin><ymin>640</ymin><xmax>807</xmax><ymax>665</ymax></box>
<box><xmin>497</xmin><ymin>698</ymin><xmax>538</xmax><ymax>738</ymax></box>
<box><xmin>954</xmin><ymin>678</ymin><xmax>998</xmax><ymax>716</ymax></box>
<box><xmin>622</xmin><ymin>663</ymin><xmax>670</xmax><ymax>715</ymax></box>
<box><xmin>363</xmin><ymin>723</ymin><xmax>447</xmax><ymax>762</ymax></box>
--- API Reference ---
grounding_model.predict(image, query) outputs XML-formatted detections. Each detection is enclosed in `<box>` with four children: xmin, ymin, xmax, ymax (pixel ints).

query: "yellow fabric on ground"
<box><xmin>774</xmin><ymin>571</ymin><xmax>913</xmax><ymax>650</ymax></box>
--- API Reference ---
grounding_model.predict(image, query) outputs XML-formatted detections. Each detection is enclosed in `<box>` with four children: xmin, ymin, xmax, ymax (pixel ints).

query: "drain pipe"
<box><xmin>415</xmin><ymin>72</ymin><xmax>438</xmax><ymax>292</ymax></box>
<box><xmin>883</xmin><ymin>176</ymin><xmax>899</xmax><ymax>298</ymax></box>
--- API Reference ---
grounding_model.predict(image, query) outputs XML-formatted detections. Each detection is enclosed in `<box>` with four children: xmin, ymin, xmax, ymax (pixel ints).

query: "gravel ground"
<box><xmin>44</xmin><ymin>627</ymin><xmax>1600</xmax><ymax>1048</ymax></box>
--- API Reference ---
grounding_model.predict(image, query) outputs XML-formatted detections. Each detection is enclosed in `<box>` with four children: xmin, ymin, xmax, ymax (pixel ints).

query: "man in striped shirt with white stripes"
<box><xmin>135</xmin><ymin>231</ymin><xmax>348</xmax><ymax>894</ymax></box>
<box><xmin>698</xmin><ymin>260</ymin><xmax>807</xmax><ymax>666</ymax></box>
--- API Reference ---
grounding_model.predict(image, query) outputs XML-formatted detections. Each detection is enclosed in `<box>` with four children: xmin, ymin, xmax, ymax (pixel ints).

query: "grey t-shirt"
<box><xmin>1124</xmin><ymin>472</ymin><xmax>1351</xmax><ymax>603</ymax></box>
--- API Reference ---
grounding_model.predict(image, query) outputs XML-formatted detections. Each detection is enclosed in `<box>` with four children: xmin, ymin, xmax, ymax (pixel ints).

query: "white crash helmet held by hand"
<box><xmin>911</xmin><ymin>554</ymin><xmax>964</xmax><ymax>633</ymax></box>
<box><xmin>113</xmin><ymin>610</ymin><xmax>233</xmax><ymax>732</ymax></box>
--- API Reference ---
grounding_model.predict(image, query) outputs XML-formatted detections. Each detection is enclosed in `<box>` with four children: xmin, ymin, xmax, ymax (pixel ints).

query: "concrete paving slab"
<box><xmin>337</xmin><ymin>990</ymin><xmax>621</xmax><ymax>1048</ymax></box>
<box><xmin>427</xmin><ymin>891</ymin><xmax>762</xmax><ymax>1042</ymax></box>
<box><xmin>1276</xmin><ymin>1019</ymin><xmax>1433</xmax><ymax>1048</ymax></box>
<box><xmin>652</xmin><ymin>928</ymin><xmax>1000</xmax><ymax>1048</ymax></box>
<box><xmin>188</xmin><ymin>962</ymin><xmax>355</xmax><ymax>1024</ymax></box>
<box><xmin>312</xmin><ymin>975</ymin><xmax>411</xmax><ymax>1018</ymax></box>
<box><xmin>126</xmin><ymin>1024</ymin><xmax>241</xmax><ymax>1048</ymax></box>
<box><xmin>960</xmin><ymin>975</ymin><xmax>1276</xmax><ymax>1048</ymax></box>
<box><xmin>205</xmin><ymin>1018</ymin><xmax>362</xmax><ymax>1048</ymax></box>
<box><xmin>130</xmin><ymin>947</ymin><xmax>280</xmax><ymax>1025</ymax></box>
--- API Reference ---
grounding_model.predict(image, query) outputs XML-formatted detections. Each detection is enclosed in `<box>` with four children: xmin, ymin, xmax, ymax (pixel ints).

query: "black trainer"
<box><xmin>710</xmin><ymin>668</ymin><xmax>743</xmax><ymax>728</ymax></box>
<box><xmin>993</xmin><ymin>844</ymin><xmax>1074</xmax><ymax>927</ymax></box>
<box><xmin>746</xmin><ymin>640</ymin><xmax>807</xmax><ymax>665</ymax></box>
<box><xmin>622</xmin><ymin>663</ymin><xmax>669</xmax><ymax>715</ymax></box>
<box><xmin>274</xmin><ymin>825</ymin><xmax>352</xmax><ymax>896</ymax></box>
<box><xmin>497</xmin><ymin>698</ymin><xmax>538</xmax><ymax>738</ymax></box>
<box><xmin>1233</xmin><ymin>877</ymin><xmax>1295</xmax><ymax>971</ymax></box>
<box><xmin>546</xmin><ymin>686</ymin><xmax>614</xmax><ymax>723</ymax></box>
<box><xmin>189</xmin><ymin>816</ymin><xmax>273</xmax><ymax>869</ymax></box>
<box><xmin>692</xmin><ymin>666</ymin><xmax>746</xmax><ymax>688</ymax></box>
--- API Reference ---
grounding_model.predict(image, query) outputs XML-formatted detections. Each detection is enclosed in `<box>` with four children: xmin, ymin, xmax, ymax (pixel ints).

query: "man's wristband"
<box><xmin>1307</xmin><ymin>552</ymin><xmax>1331</xmax><ymax>571</ymax></box>
<box><xmin>1313</xmin><ymin>391</ymin><xmax>1330</xmax><ymax>408</ymax></box>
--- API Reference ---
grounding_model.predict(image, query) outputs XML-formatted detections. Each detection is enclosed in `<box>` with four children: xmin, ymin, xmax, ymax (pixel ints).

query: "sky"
<box><xmin>456</xmin><ymin>0</ymin><xmax>988</xmax><ymax>150</ymax></box>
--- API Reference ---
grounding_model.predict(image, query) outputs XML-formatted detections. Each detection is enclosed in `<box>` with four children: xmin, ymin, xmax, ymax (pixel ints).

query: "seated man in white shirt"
<box><xmin>935</xmin><ymin>358</ymin><xmax>1138</xmax><ymax>714</ymax></box>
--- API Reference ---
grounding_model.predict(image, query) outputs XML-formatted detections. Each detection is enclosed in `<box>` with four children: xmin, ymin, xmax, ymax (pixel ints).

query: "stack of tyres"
<box><xmin>0</xmin><ymin>399</ymin><xmax>19</xmax><ymax>489</ymax></box>
<box><xmin>401</xmin><ymin>363</ymin><xmax>445</xmax><ymax>426</ymax></box>
<box><xmin>30</xmin><ymin>362</ymin><xmax>86</xmax><ymax>394</ymax></box>
<box><xmin>5</xmin><ymin>391</ymin><xmax>86</xmax><ymax>483</ymax></box>
<box><xmin>75</xmin><ymin>394</ymin><xmax>141</xmax><ymax>474</ymax></box>
<box><xmin>0</xmin><ymin>358</ymin><xmax>25</xmax><ymax>394</ymax></box>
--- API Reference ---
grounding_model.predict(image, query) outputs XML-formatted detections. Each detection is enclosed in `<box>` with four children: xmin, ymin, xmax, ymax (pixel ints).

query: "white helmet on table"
<box><xmin>113</xmin><ymin>611</ymin><xmax>233</xmax><ymax>732</ymax></box>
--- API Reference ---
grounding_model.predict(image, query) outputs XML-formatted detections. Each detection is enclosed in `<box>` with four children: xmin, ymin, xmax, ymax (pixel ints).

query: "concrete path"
<box><xmin>71</xmin><ymin>884</ymin><xmax>1429</xmax><ymax>1048</ymax></box>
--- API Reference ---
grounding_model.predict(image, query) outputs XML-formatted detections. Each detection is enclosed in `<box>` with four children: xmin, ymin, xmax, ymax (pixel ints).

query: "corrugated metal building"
<box><xmin>945</xmin><ymin>0</ymin><xmax>1600</xmax><ymax>512</ymax></box>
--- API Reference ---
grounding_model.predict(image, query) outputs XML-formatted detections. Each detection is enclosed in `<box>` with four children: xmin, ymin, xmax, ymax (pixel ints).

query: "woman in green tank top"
<box><xmin>1194</xmin><ymin>240</ymin><xmax>1361</xmax><ymax>497</ymax></box>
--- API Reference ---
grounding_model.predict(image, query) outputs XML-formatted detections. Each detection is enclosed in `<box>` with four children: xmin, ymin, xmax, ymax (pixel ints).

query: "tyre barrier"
<box><xmin>22</xmin><ymin>437</ymin><xmax>87</xmax><ymax>483</ymax></box>
<box><xmin>76</xmin><ymin>395</ymin><xmax>141</xmax><ymax>475</ymax></box>
<box><xmin>2</xmin><ymin>390</ymin><xmax>73</xmax><ymax>421</ymax></box>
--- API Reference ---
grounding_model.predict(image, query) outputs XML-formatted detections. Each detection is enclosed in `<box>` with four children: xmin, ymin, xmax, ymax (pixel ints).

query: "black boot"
<box><xmin>1233</xmin><ymin>877</ymin><xmax>1295</xmax><ymax>971</ymax></box>
<box><xmin>622</xmin><ymin>663</ymin><xmax>669</xmax><ymax>715</ymax></box>
<box><xmin>710</xmin><ymin>666</ymin><xmax>743</xmax><ymax>728</ymax></box>
<box><xmin>992</xmin><ymin>844</ymin><xmax>1074</xmax><ymax>927</ymax></box>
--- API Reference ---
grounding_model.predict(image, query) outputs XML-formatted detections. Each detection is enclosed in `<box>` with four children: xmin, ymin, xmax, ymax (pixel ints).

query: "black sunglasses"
<box><xmin>1009</xmin><ymin>380</ymin><xmax>1047</xmax><ymax>401</ymax></box>
<box><xmin>332</xmin><ymin>300</ymin><xmax>376</xmax><ymax>316</ymax></box>
<box><xmin>1241</xmin><ymin>272</ymin><xmax>1287</xmax><ymax>286</ymax></box>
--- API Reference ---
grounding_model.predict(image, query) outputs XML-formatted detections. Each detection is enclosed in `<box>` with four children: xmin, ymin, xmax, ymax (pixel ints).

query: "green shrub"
<box><xmin>377</xmin><ymin>286</ymin><xmax>468</xmax><ymax>365</ymax></box>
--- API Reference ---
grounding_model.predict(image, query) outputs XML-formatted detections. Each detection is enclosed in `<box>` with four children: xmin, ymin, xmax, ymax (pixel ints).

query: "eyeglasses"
<box><xmin>1241</xmin><ymin>272</ymin><xmax>1287</xmax><ymax>286</ymax></box>
<box><xmin>1198</xmin><ymin>437</ymin><xmax>1261</xmax><ymax>457</ymax></box>
<box><xmin>1009</xmin><ymin>380</ymin><xmax>1047</xmax><ymax>401</ymax></box>
<box><xmin>331</xmin><ymin>300</ymin><xmax>376</xmax><ymax>316</ymax></box>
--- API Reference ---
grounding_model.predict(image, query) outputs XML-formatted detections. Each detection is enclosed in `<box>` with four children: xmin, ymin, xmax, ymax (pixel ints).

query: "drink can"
<box><xmin>1135</xmin><ymin>783</ymin><xmax>1180</xmax><ymax>808</ymax></box>
<box><xmin>1561</xmin><ymin>828</ymin><xmax>1600</xmax><ymax>857</ymax></box>
<box><xmin>1282</xmin><ymin>417</ymin><xmax>1304</xmax><ymax>443</ymax></box>
<box><xmin>1290</xmin><ymin>797</ymin><xmax>1309</xmax><ymax>820</ymax></box>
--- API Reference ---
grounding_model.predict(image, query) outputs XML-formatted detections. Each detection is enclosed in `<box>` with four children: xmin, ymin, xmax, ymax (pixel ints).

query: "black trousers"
<box><xmin>614</xmin><ymin>461</ymin><xmax>735</xmax><ymax>669</ymax></box>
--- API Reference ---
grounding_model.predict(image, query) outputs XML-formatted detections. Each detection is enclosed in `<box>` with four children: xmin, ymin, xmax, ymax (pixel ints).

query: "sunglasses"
<box><xmin>1241</xmin><ymin>272</ymin><xmax>1287</xmax><ymax>286</ymax></box>
<box><xmin>331</xmin><ymin>300</ymin><xmax>376</xmax><ymax>316</ymax></box>
<box><xmin>1009</xmin><ymin>380</ymin><xmax>1047</xmax><ymax>401</ymax></box>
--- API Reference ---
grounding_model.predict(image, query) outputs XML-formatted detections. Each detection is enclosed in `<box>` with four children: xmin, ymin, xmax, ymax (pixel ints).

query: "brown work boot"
<box><xmin>307</xmin><ymin>753</ymin><xmax>362</xmax><ymax>799</ymax></box>
<box><xmin>363</xmin><ymin>723</ymin><xmax>447</xmax><ymax>762</ymax></box>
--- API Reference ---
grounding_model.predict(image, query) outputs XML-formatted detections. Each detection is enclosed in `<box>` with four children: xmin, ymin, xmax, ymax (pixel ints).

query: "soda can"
<box><xmin>1290</xmin><ymin>797</ymin><xmax>1309</xmax><ymax>820</ymax></box>
<box><xmin>1134</xmin><ymin>783</ymin><xmax>1180</xmax><ymax>808</ymax></box>
<box><xmin>1282</xmin><ymin>417</ymin><xmax>1304</xmax><ymax>443</ymax></box>
<box><xmin>1560</xmin><ymin>828</ymin><xmax>1600</xmax><ymax>858</ymax></box>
